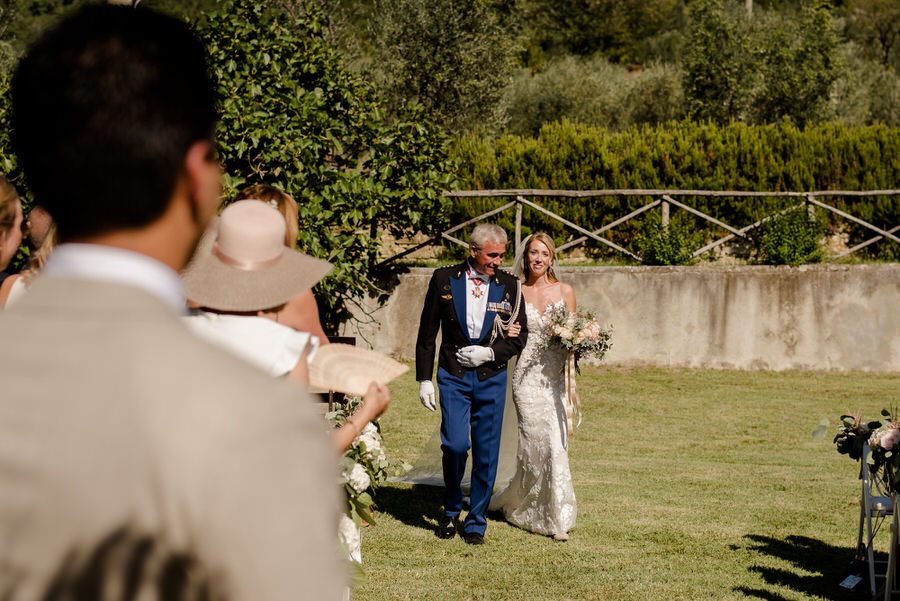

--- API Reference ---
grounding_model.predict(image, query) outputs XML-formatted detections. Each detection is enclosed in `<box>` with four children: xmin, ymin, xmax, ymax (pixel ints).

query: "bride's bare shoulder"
<box><xmin>559</xmin><ymin>281</ymin><xmax>576</xmax><ymax>310</ymax></box>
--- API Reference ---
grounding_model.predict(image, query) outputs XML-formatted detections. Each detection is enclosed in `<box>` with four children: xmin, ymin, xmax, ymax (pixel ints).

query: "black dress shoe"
<box><xmin>464</xmin><ymin>531</ymin><xmax>484</xmax><ymax>545</ymax></box>
<box><xmin>437</xmin><ymin>516</ymin><xmax>457</xmax><ymax>539</ymax></box>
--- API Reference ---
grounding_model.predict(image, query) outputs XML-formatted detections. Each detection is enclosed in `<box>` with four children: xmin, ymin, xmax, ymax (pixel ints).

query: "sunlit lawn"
<box><xmin>354</xmin><ymin>365</ymin><xmax>899</xmax><ymax>601</ymax></box>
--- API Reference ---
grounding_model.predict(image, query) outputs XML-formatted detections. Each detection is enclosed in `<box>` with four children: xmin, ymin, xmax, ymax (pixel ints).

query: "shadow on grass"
<box><xmin>734</xmin><ymin>534</ymin><xmax>871</xmax><ymax>601</ymax></box>
<box><xmin>372</xmin><ymin>483</ymin><xmax>445</xmax><ymax>532</ymax></box>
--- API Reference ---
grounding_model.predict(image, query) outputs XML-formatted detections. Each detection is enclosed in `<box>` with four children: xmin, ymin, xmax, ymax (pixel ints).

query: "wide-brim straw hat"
<box><xmin>309</xmin><ymin>344</ymin><xmax>409</xmax><ymax>396</ymax></box>
<box><xmin>182</xmin><ymin>199</ymin><xmax>332</xmax><ymax>312</ymax></box>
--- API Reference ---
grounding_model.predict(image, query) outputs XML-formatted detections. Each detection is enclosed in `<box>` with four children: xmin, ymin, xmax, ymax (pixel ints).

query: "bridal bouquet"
<box><xmin>541</xmin><ymin>304</ymin><xmax>612</xmax><ymax>371</ymax></box>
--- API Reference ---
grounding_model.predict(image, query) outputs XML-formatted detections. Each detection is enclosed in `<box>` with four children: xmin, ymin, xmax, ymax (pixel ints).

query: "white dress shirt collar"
<box><xmin>42</xmin><ymin>243</ymin><xmax>187</xmax><ymax>314</ymax></box>
<box><xmin>465</xmin><ymin>260</ymin><xmax>490</xmax><ymax>282</ymax></box>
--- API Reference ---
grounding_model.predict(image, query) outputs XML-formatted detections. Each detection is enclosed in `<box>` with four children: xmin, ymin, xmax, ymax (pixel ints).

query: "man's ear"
<box><xmin>183</xmin><ymin>140</ymin><xmax>221</xmax><ymax>226</ymax></box>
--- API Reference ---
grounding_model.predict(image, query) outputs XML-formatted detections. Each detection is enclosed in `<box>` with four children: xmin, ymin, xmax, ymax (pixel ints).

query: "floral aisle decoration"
<box><xmin>834</xmin><ymin>409</ymin><xmax>900</xmax><ymax>494</ymax></box>
<box><xmin>326</xmin><ymin>396</ymin><xmax>390</xmax><ymax>580</ymax></box>
<box><xmin>540</xmin><ymin>304</ymin><xmax>612</xmax><ymax>374</ymax></box>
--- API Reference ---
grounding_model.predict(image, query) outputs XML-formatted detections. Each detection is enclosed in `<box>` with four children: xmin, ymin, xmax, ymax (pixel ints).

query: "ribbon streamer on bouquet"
<box><xmin>564</xmin><ymin>352</ymin><xmax>582</xmax><ymax>439</ymax></box>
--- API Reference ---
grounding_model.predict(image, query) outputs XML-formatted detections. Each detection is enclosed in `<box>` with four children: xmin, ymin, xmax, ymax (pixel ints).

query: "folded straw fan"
<box><xmin>308</xmin><ymin>343</ymin><xmax>409</xmax><ymax>396</ymax></box>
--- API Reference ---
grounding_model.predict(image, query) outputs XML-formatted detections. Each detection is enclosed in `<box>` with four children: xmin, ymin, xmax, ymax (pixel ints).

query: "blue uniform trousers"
<box><xmin>437</xmin><ymin>365</ymin><xmax>507</xmax><ymax>536</ymax></box>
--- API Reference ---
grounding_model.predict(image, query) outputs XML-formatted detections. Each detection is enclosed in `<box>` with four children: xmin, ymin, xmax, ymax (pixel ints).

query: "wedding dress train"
<box><xmin>490</xmin><ymin>300</ymin><xmax>576</xmax><ymax>538</ymax></box>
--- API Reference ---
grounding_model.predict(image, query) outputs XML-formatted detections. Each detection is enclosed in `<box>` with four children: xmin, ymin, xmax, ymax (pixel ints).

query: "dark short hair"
<box><xmin>11</xmin><ymin>5</ymin><xmax>217</xmax><ymax>241</ymax></box>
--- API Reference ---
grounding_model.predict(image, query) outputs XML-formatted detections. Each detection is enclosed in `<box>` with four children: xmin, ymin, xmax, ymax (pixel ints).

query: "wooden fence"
<box><xmin>376</xmin><ymin>189</ymin><xmax>900</xmax><ymax>266</ymax></box>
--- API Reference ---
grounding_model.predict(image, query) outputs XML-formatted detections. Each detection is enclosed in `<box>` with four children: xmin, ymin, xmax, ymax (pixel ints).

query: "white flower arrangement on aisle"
<box><xmin>540</xmin><ymin>304</ymin><xmax>612</xmax><ymax>373</ymax></box>
<box><xmin>327</xmin><ymin>396</ymin><xmax>390</xmax><ymax>528</ymax></box>
<box><xmin>337</xmin><ymin>514</ymin><xmax>362</xmax><ymax>564</ymax></box>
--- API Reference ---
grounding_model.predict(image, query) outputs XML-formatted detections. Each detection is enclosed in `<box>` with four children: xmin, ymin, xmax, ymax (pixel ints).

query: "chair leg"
<box><xmin>868</xmin><ymin>504</ymin><xmax>881</xmax><ymax>596</ymax></box>
<box><xmin>885</xmin><ymin>509</ymin><xmax>898</xmax><ymax>601</ymax></box>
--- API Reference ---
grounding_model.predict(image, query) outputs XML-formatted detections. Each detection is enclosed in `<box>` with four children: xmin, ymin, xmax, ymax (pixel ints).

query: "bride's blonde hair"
<box><xmin>521</xmin><ymin>232</ymin><xmax>559</xmax><ymax>283</ymax></box>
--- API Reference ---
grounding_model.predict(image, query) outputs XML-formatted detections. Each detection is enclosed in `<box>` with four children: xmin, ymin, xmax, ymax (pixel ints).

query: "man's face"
<box><xmin>469</xmin><ymin>240</ymin><xmax>506</xmax><ymax>276</ymax></box>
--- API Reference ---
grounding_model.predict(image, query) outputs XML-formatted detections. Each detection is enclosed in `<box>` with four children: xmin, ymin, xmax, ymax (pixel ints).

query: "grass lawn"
<box><xmin>353</xmin><ymin>366</ymin><xmax>900</xmax><ymax>601</ymax></box>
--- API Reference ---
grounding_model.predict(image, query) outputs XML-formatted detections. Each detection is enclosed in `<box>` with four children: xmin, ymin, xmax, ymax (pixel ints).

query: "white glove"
<box><xmin>456</xmin><ymin>345</ymin><xmax>494</xmax><ymax>368</ymax></box>
<box><xmin>418</xmin><ymin>380</ymin><xmax>436</xmax><ymax>412</ymax></box>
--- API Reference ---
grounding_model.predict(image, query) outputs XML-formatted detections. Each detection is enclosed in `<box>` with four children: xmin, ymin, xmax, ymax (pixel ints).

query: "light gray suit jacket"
<box><xmin>0</xmin><ymin>277</ymin><xmax>345</xmax><ymax>601</ymax></box>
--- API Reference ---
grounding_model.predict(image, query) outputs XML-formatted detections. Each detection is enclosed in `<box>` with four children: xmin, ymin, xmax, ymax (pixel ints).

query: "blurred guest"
<box><xmin>0</xmin><ymin>205</ymin><xmax>58</xmax><ymax>307</ymax></box>
<box><xmin>0</xmin><ymin>5</ymin><xmax>346</xmax><ymax>601</ymax></box>
<box><xmin>0</xmin><ymin>176</ymin><xmax>23</xmax><ymax>275</ymax></box>
<box><xmin>182</xmin><ymin>200</ymin><xmax>390</xmax><ymax>451</ymax></box>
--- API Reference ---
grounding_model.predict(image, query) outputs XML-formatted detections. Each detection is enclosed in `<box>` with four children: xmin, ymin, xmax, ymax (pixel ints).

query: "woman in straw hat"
<box><xmin>182</xmin><ymin>199</ymin><xmax>389</xmax><ymax>451</ymax></box>
<box><xmin>233</xmin><ymin>183</ymin><xmax>330</xmax><ymax>346</ymax></box>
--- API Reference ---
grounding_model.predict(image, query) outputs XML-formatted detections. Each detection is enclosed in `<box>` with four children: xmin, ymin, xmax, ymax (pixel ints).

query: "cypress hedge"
<box><xmin>448</xmin><ymin>119</ymin><xmax>900</xmax><ymax>262</ymax></box>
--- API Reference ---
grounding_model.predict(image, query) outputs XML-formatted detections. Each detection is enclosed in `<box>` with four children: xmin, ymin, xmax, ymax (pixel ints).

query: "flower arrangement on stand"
<box><xmin>834</xmin><ymin>409</ymin><xmax>900</xmax><ymax>493</ymax></box>
<box><xmin>327</xmin><ymin>395</ymin><xmax>390</xmax><ymax>584</ymax></box>
<box><xmin>539</xmin><ymin>304</ymin><xmax>612</xmax><ymax>374</ymax></box>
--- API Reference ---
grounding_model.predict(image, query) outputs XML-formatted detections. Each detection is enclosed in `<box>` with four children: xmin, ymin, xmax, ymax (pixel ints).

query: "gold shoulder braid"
<box><xmin>487</xmin><ymin>277</ymin><xmax>522</xmax><ymax>346</ymax></box>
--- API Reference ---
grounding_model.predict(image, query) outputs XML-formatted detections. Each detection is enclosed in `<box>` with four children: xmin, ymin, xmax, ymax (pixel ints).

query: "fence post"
<box><xmin>515</xmin><ymin>196</ymin><xmax>523</xmax><ymax>258</ymax></box>
<box><xmin>661</xmin><ymin>197</ymin><xmax>670</xmax><ymax>230</ymax></box>
<box><xmin>806</xmin><ymin>193</ymin><xmax>816</xmax><ymax>221</ymax></box>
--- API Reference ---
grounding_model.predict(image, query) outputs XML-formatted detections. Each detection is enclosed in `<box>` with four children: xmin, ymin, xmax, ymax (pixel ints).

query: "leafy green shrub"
<box><xmin>634</xmin><ymin>215</ymin><xmax>699</xmax><ymax>265</ymax></box>
<box><xmin>755</xmin><ymin>208</ymin><xmax>824</xmax><ymax>265</ymax></box>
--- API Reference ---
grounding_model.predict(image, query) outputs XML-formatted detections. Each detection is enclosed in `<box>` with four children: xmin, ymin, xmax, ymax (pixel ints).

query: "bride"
<box><xmin>489</xmin><ymin>232</ymin><xmax>577</xmax><ymax>541</ymax></box>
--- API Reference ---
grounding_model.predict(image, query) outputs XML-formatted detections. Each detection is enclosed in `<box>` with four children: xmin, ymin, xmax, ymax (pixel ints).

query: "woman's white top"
<box><xmin>4</xmin><ymin>276</ymin><xmax>27</xmax><ymax>308</ymax></box>
<box><xmin>184</xmin><ymin>310</ymin><xmax>319</xmax><ymax>377</ymax></box>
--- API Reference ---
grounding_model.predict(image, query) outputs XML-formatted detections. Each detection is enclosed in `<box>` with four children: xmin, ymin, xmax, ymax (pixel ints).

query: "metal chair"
<box><xmin>857</xmin><ymin>442</ymin><xmax>894</xmax><ymax>597</ymax></box>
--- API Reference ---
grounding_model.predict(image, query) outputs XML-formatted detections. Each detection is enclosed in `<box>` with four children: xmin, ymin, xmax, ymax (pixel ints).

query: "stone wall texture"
<box><xmin>341</xmin><ymin>264</ymin><xmax>900</xmax><ymax>372</ymax></box>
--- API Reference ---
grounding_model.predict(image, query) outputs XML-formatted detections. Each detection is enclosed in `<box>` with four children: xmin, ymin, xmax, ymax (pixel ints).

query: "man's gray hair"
<box><xmin>470</xmin><ymin>224</ymin><xmax>507</xmax><ymax>249</ymax></box>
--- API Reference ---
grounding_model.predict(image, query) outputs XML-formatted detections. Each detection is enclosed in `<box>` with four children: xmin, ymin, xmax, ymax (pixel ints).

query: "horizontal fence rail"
<box><xmin>376</xmin><ymin>189</ymin><xmax>900</xmax><ymax>266</ymax></box>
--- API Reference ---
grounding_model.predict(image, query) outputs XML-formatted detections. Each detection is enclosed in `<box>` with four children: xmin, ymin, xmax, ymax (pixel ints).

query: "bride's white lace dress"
<box><xmin>490</xmin><ymin>300</ymin><xmax>576</xmax><ymax>537</ymax></box>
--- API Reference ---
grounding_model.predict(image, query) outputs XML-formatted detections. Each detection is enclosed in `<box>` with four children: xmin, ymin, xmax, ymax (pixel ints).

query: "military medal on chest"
<box><xmin>468</xmin><ymin>268</ymin><xmax>486</xmax><ymax>299</ymax></box>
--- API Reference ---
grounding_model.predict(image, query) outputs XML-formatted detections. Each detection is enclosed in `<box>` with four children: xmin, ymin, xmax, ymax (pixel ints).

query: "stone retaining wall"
<box><xmin>340</xmin><ymin>264</ymin><xmax>900</xmax><ymax>372</ymax></box>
